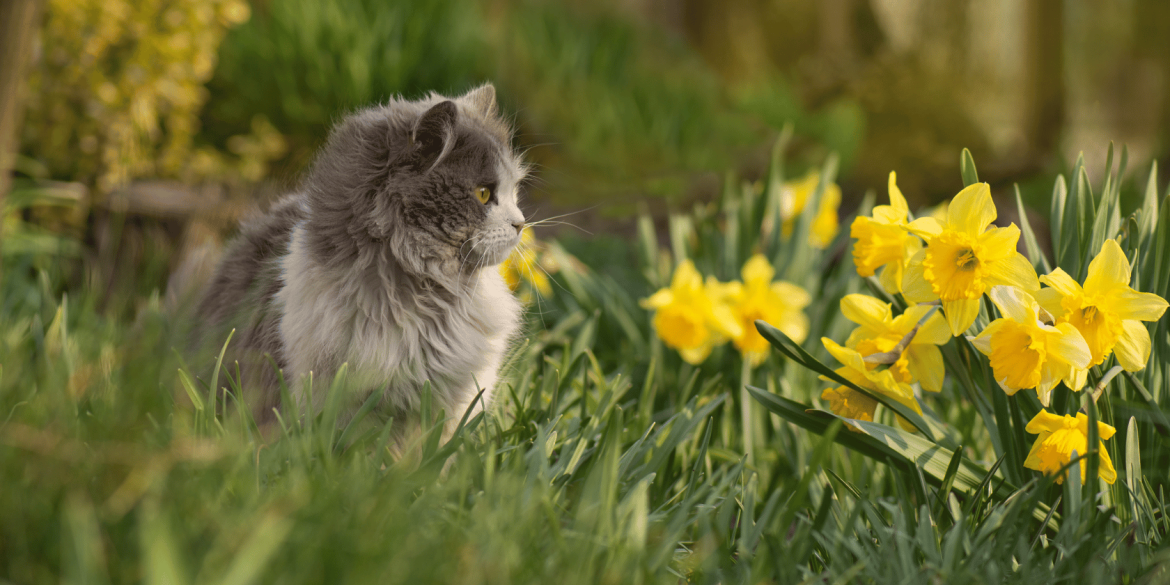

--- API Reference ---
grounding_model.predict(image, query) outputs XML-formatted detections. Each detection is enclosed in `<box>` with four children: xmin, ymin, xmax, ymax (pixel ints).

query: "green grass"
<box><xmin>4</xmin><ymin>147</ymin><xmax>1170</xmax><ymax>583</ymax></box>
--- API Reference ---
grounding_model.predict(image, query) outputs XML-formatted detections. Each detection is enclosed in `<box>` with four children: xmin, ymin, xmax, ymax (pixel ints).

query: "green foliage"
<box><xmin>204</xmin><ymin>0</ymin><xmax>489</xmax><ymax>166</ymax></box>
<box><xmin>201</xmin><ymin>0</ymin><xmax>861</xmax><ymax>206</ymax></box>
<box><xmin>7</xmin><ymin>140</ymin><xmax>1170</xmax><ymax>582</ymax></box>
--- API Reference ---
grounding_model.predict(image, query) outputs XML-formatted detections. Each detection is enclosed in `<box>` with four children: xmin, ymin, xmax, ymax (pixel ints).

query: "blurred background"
<box><xmin>2</xmin><ymin>0</ymin><xmax>1169</xmax><ymax>312</ymax></box>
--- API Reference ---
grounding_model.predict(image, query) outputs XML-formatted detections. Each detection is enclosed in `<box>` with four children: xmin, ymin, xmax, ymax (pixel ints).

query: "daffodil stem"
<box><xmin>740</xmin><ymin>358</ymin><xmax>755</xmax><ymax>466</ymax></box>
<box><xmin>1084</xmin><ymin>365</ymin><xmax>1125</xmax><ymax>410</ymax></box>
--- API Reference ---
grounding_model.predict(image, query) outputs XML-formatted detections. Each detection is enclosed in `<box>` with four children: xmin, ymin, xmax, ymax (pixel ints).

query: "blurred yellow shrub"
<box><xmin>21</xmin><ymin>0</ymin><xmax>281</xmax><ymax>191</ymax></box>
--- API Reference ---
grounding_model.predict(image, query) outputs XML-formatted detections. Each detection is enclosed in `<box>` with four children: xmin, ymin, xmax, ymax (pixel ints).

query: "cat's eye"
<box><xmin>475</xmin><ymin>186</ymin><xmax>493</xmax><ymax>204</ymax></box>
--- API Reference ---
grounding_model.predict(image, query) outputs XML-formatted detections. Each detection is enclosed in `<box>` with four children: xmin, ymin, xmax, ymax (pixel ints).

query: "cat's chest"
<box><xmin>280</xmin><ymin>265</ymin><xmax>516</xmax><ymax>383</ymax></box>
<box><xmin>345</xmin><ymin>290</ymin><xmax>500</xmax><ymax>382</ymax></box>
<box><xmin>276</xmin><ymin>227</ymin><xmax>520</xmax><ymax>396</ymax></box>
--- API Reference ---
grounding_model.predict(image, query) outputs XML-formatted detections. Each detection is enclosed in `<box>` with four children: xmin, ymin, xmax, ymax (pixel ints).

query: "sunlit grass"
<box><xmin>3</xmin><ymin>145</ymin><xmax>1169</xmax><ymax>583</ymax></box>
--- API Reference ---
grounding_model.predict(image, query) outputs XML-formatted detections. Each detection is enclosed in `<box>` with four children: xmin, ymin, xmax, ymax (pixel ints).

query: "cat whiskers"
<box><xmin>522</xmin><ymin>206</ymin><xmax>596</xmax><ymax>236</ymax></box>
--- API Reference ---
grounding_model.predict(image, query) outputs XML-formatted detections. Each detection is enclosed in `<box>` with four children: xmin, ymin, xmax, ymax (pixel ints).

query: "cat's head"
<box><xmin>303</xmin><ymin>84</ymin><xmax>528</xmax><ymax>282</ymax></box>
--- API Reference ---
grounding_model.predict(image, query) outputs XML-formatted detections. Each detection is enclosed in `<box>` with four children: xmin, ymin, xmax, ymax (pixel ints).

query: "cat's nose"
<box><xmin>512</xmin><ymin>221</ymin><xmax>525</xmax><ymax>234</ymax></box>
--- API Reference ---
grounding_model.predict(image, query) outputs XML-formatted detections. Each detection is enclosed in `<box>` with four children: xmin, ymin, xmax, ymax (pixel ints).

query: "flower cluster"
<box><xmin>827</xmin><ymin>175</ymin><xmax>1168</xmax><ymax>482</ymax></box>
<box><xmin>642</xmin><ymin>255</ymin><xmax>810</xmax><ymax>366</ymax></box>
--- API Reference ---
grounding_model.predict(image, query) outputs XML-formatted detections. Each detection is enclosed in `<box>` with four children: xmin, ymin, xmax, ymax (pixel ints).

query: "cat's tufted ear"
<box><xmin>461</xmin><ymin>83</ymin><xmax>497</xmax><ymax>117</ymax></box>
<box><xmin>411</xmin><ymin>100</ymin><xmax>458</xmax><ymax>171</ymax></box>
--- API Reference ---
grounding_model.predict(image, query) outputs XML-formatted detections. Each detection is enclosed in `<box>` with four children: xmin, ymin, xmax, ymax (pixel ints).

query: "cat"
<box><xmin>193</xmin><ymin>84</ymin><xmax>527</xmax><ymax>448</ymax></box>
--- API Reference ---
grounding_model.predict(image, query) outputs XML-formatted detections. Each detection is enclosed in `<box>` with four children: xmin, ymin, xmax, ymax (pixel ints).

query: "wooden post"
<box><xmin>0</xmin><ymin>0</ymin><xmax>42</xmax><ymax>282</ymax></box>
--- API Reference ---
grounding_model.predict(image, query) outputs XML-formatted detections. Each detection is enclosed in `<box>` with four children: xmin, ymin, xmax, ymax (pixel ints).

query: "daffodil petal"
<box><xmin>840</xmin><ymin>294</ymin><xmax>893</xmax><ymax>330</ymax></box>
<box><xmin>678</xmin><ymin>345</ymin><xmax>712</xmax><ymax>365</ymax></box>
<box><xmin>979</xmin><ymin>224</ymin><xmax>1022</xmax><ymax>262</ymax></box>
<box><xmin>1084</xmin><ymin>239</ymin><xmax>1132</xmax><ymax>294</ymax></box>
<box><xmin>943</xmin><ymin>297</ymin><xmax>981</xmax><ymax>336</ymax></box>
<box><xmin>984</xmin><ymin>252</ymin><xmax>1041</xmax><ymax>292</ymax></box>
<box><xmin>672</xmin><ymin>260</ymin><xmax>703</xmax><ymax>289</ymax></box>
<box><xmin>1109</xmin><ymin>288</ymin><xmax>1169</xmax><ymax>322</ymax></box>
<box><xmin>822</xmin><ymin>337</ymin><xmax>858</xmax><ymax>369</ymax></box>
<box><xmin>1114</xmin><ymin>319</ymin><xmax>1152</xmax><ymax>371</ymax></box>
<box><xmin>710</xmin><ymin>304</ymin><xmax>745</xmax><ymax>339</ymax></box>
<box><xmin>906</xmin><ymin>344</ymin><xmax>944</xmax><ymax>393</ymax></box>
<box><xmin>871</xmin><ymin>206</ymin><xmax>901</xmax><ymax>224</ymax></box>
<box><xmin>967</xmin><ymin>318</ymin><xmax>1006</xmax><ymax>355</ymax></box>
<box><xmin>878</xmin><ymin>262</ymin><xmax>902</xmax><ymax>294</ymax></box>
<box><xmin>1051</xmin><ymin>322</ymin><xmax>1092</xmax><ymax>369</ymax></box>
<box><xmin>910</xmin><ymin>307</ymin><xmax>951</xmax><ymax>345</ymax></box>
<box><xmin>822</xmin><ymin>337</ymin><xmax>872</xmax><ymax>375</ymax></box>
<box><xmin>772</xmin><ymin>312</ymin><xmax>810</xmax><ymax>345</ymax></box>
<box><xmin>772</xmin><ymin>281</ymin><xmax>812</xmax><ymax>308</ymax></box>
<box><xmin>1098</xmin><ymin>444</ymin><xmax>1118</xmax><ymax>484</ymax></box>
<box><xmin>640</xmin><ymin>289</ymin><xmax>674</xmax><ymax>309</ymax></box>
<box><xmin>1023</xmin><ymin>432</ymin><xmax>1049</xmax><ymax>471</ymax></box>
<box><xmin>1035</xmin><ymin>374</ymin><xmax>1059</xmax><ymax>407</ymax></box>
<box><xmin>742</xmin><ymin>254</ymin><xmax>776</xmax><ymax>286</ymax></box>
<box><xmin>901</xmin><ymin>251</ymin><xmax>937</xmax><ymax>303</ymax></box>
<box><xmin>1033</xmin><ymin>288</ymin><xmax>1067</xmax><ymax>321</ymax></box>
<box><xmin>1097</xmin><ymin>420</ymin><xmax>1117</xmax><ymax>441</ymax></box>
<box><xmin>1039</xmin><ymin>268</ymin><xmax>1081</xmax><ymax>297</ymax></box>
<box><xmin>906</xmin><ymin>217</ymin><xmax>943</xmax><ymax>239</ymax></box>
<box><xmin>947</xmin><ymin>183</ymin><xmax>996</xmax><ymax>236</ymax></box>
<box><xmin>715</xmin><ymin>280</ymin><xmax>745</xmax><ymax>300</ymax></box>
<box><xmin>987</xmin><ymin>285</ymin><xmax>1036</xmax><ymax>323</ymax></box>
<box><xmin>1063</xmin><ymin>366</ymin><xmax>1089</xmax><ymax>393</ymax></box>
<box><xmin>888</xmin><ymin>171</ymin><xmax>909</xmax><ymax>215</ymax></box>
<box><xmin>1025</xmin><ymin>410</ymin><xmax>1068</xmax><ymax>434</ymax></box>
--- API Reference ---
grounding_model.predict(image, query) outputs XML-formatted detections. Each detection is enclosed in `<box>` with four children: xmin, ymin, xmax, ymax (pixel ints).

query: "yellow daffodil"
<box><xmin>819</xmin><ymin>338</ymin><xmax>923</xmax><ymax>432</ymax></box>
<box><xmin>820</xmin><ymin>386</ymin><xmax>877</xmax><ymax>426</ymax></box>
<box><xmin>849</xmin><ymin>172</ymin><xmax>923</xmax><ymax>293</ymax></box>
<box><xmin>1024</xmin><ymin>411</ymin><xmax>1116</xmax><ymax>485</ymax></box>
<box><xmin>641</xmin><ymin>260</ymin><xmax>743</xmax><ymax>364</ymax></box>
<box><xmin>968</xmin><ymin>286</ymin><xmax>1091</xmax><ymax>406</ymax></box>
<box><xmin>500</xmin><ymin>229</ymin><xmax>553</xmax><ymax>300</ymax></box>
<box><xmin>902</xmin><ymin>182</ymin><xmax>1040</xmax><ymax>336</ymax></box>
<box><xmin>1035</xmin><ymin>239</ymin><xmax>1169</xmax><ymax>372</ymax></box>
<box><xmin>840</xmin><ymin>294</ymin><xmax>949</xmax><ymax>393</ymax></box>
<box><xmin>780</xmin><ymin>169</ymin><xmax>842</xmax><ymax>249</ymax></box>
<box><xmin>719</xmin><ymin>254</ymin><xmax>811</xmax><ymax>366</ymax></box>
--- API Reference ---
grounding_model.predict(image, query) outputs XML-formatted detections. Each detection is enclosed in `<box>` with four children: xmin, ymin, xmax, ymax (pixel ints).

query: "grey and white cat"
<box><xmin>195</xmin><ymin>84</ymin><xmax>526</xmax><ymax>445</ymax></box>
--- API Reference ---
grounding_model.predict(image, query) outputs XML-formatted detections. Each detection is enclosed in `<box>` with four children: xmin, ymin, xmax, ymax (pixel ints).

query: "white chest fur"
<box><xmin>276</xmin><ymin>225</ymin><xmax>522</xmax><ymax>422</ymax></box>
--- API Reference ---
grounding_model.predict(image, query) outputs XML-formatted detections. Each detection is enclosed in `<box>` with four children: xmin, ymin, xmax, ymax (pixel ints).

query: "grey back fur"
<box><xmin>195</xmin><ymin>84</ymin><xmax>526</xmax><ymax>443</ymax></box>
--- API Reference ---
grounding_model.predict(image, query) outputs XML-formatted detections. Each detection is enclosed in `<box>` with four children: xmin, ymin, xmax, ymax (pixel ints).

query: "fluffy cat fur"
<box><xmin>195</xmin><ymin>84</ymin><xmax>526</xmax><ymax>446</ymax></box>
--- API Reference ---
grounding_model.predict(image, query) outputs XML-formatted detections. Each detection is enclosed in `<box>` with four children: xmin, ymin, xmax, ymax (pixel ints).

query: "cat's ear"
<box><xmin>461</xmin><ymin>83</ymin><xmax>497</xmax><ymax>117</ymax></box>
<box><xmin>410</xmin><ymin>100</ymin><xmax>458</xmax><ymax>171</ymax></box>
